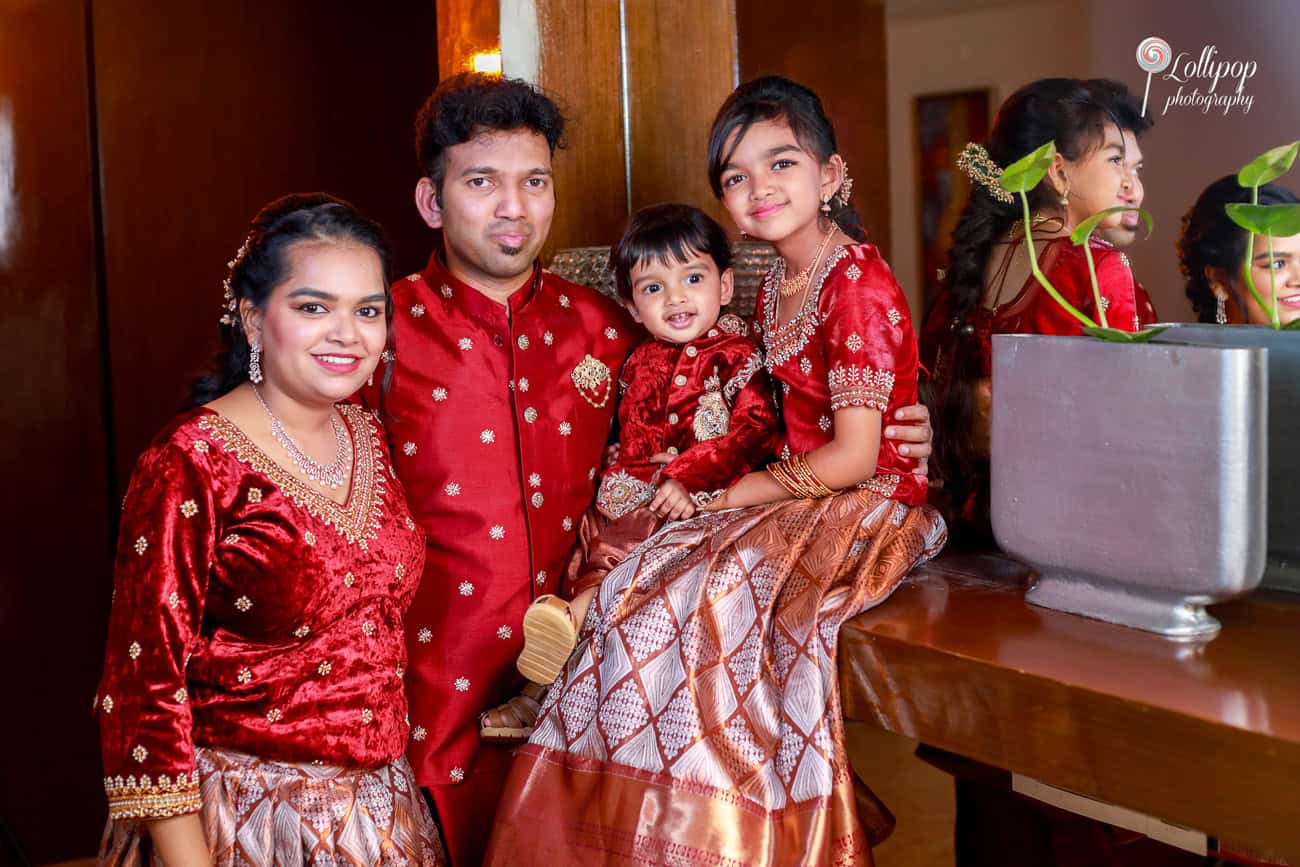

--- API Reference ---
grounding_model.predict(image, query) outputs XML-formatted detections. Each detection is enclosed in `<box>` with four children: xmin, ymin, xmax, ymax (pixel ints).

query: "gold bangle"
<box><xmin>767</xmin><ymin>462</ymin><xmax>803</xmax><ymax>498</ymax></box>
<box><xmin>789</xmin><ymin>454</ymin><xmax>836</xmax><ymax>498</ymax></box>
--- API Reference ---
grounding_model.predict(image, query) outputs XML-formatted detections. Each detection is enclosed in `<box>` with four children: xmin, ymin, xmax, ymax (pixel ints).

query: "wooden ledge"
<box><xmin>839</xmin><ymin>553</ymin><xmax>1300</xmax><ymax>861</ymax></box>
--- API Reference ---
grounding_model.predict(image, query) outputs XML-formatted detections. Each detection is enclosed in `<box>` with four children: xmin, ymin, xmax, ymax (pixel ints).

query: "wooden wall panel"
<box><xmin>736</xmin><ymin>0</ymin><xmax>892</xmax><ymax>257</ymax></box>
<box><xmin>438</xmin><ymin>0</ymin><xmax>500</xmax><ymax>78</ymax></box>
<box><xmin>623</xmin><ymin>0</ymin><xmax>737</xmax><ymax>228</ymax></box>
<box><xmin>0</xmin><ymin>1</ymin><xmax>113</xmax><ymax>861</ymax></box>
<box><xmin>94</xmin><ymin>0</ymin><xmax>439</xmax><ymax>490</ymax></box>
<box><xmin>534</xmin><ymin>0</ymin><xmax>628</xmax><ymax>254</ymax></box>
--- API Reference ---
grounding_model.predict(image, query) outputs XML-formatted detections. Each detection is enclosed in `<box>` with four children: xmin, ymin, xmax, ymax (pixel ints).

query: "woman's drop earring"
<box><xmin>249</xmin><ymin>341</ymin><xmax>264</xmax><ymax>384</ymax></box>
<box><xmin>1215</xmin><ymin>293</ymin><xmax>1228</xmax><ymax>325</ymax></box>
<box><xmin>1058</xmin><ymin>191</ymin><xmax>1069</xmax><ymax>206</ymax></box>
<box><xmin>820</xmin><ymin>195</ymin><xmax>832</xmax><ymax>214</ymax></box>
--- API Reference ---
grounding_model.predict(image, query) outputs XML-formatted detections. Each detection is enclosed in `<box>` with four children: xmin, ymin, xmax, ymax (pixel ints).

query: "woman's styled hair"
<box><xmin>609</xmin><ymin>203</ymin><xmax>733</xmax><ymax>302</ymax></box>
<box><xmin>191</xmin><ymin>193</ymin><xmax>393</xmax><ymax>406</ymax></box>
<box><xmin>705</xmin><ymin>76</ymin><xmax>866</xmax><ymax>242</ymax></box>
<box><xmin>1178</xmin><ymin>175</ymin><xmax>1300</xmax><ymax>322</ymax></box>
<box><xmin>415</xmin><ymin>72</ymin><xmax>566</xmax><ymax>202</ymax></box>
<box><xmin>924</xmin><ymin>77</ymin><xmax>1151</xmax><ymax>532</ymax></box>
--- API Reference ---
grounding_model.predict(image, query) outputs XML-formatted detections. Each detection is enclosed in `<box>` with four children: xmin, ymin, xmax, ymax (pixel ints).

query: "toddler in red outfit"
<box><xmin>480</xmin><ymin>204</ymin><xmax>779</xmax><ymax>740</ymax></box>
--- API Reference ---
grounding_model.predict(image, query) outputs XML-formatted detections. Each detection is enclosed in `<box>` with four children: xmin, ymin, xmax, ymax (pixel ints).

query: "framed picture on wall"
<box><xmin>914</xmin><ymin>88</ymin><xmax>991</xmax><ymax>310</ymax></box>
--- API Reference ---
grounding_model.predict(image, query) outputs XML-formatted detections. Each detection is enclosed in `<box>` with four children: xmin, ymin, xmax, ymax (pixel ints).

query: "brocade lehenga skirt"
<box><xmin>99</xmin><ymin>747</ymin><xmax>447</xmax><ymax>867</ymax></box>
<box><xmin>486</xmin><ymin>487</ymin><xmax>947</xmax><ymax>866</ymax></box>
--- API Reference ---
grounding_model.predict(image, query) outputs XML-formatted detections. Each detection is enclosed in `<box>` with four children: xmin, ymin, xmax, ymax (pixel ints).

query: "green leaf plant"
<box><xmin>997</xmin><ymin>141</ymin><xmax>1167</xmax><ymax>343</ymax></box>
<box><xmin>1227</xmin><ymin>141</ymin><xmax>1300</xmax><ymax>330</ymax></box>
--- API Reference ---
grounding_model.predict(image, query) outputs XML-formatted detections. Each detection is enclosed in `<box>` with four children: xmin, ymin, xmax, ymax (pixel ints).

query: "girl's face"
<box><xmin>244</xmin><ymin>240</ymin><xmax>389</xmax><ymax>406</ymax></box>
<box><xmin>716</xmin><ymin>118</ymin><xmax>839</xmax><ymax>245</ymax></box>
<box><xmin>1230</xmin><ymin>232</ymin><xmax>1300</xmax><ymax>326</ymax></box>
<box><xmin>1052</xmin><ymin>122</ymin><xmax>1145</xmax><ymax>238</ymax></box>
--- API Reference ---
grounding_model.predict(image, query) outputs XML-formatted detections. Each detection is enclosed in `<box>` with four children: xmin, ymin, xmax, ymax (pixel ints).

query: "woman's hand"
<box><xmin>883</xmin><ymin>403</ymin><xmax>933</xmax><ymax>475</ymax></box>
<box><xmin>147</xmin><ymin>813</ymin><xmax>212</xmax><ymax>867</ymax></box>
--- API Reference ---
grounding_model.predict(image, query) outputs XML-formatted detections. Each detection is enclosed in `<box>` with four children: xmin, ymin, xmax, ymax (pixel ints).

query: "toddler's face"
<box><xmin>625</xmin><ymin>250</ymin><xmax>733</xmax><ymax>344</ymax></box>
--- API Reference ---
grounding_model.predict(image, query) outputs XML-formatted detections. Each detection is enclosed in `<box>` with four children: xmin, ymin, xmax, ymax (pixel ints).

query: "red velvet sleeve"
<box><xmin>96</xmin><ymin>438</ymin><xmax>215</xmax><ymax>819</ymax></box>
<box><xmin>823</xmin><ymin>252</ymin><xmax>918</xmax><ymax>414</ymax></box>
<box><xmin>662</xmin><ymin>342</ymin><xmax>778</xmax><ymax>498</ymax></box>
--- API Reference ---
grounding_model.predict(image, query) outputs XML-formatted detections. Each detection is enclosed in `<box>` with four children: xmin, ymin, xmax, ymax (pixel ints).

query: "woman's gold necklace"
<box><xmin>778</xmin><ymin>226</ymin><xmax>837</xmax><ymax>298</ymax></box>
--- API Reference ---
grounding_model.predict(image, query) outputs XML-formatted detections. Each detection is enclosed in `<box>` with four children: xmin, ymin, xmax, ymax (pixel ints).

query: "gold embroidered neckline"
<box><xmin>761</xmin><ymin>245</ymin><xmax>849</xmax><ymax>371</ymax></box>
<box><xmin>197</xmin><ymin>404</ymin><xmax>386</xmax><ymax>547</ymax></box>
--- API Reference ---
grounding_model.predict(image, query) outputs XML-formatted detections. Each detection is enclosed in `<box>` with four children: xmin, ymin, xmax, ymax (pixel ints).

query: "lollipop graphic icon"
<box><xmin>1136</xmin><ymin>36</ymin><xmax>1171</xmax><ymax>116</ymax></box>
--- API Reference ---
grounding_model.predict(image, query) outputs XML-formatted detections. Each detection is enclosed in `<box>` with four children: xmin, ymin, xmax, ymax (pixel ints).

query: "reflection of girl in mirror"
<box><xmin>1179</xmin><ymin>175</ymin><xmax>1300</xmax><ymax>326</ymax></box>
<box><xmin>95</xmin><ymin>194</ymin><xmax>446</xmax><ymax>867</ymax></box>
<box><xmin>919</xmin><ymin>77</ymin><xmax>1157</xmax><ymax>547</ymax></box>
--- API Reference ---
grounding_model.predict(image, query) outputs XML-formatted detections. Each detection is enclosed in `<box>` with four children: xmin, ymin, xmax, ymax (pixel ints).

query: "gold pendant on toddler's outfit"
<box><xmin>693</xmin><ymin>391</ymin><xmax>730</xmax><ymax>441</ymax></box>
<box><xmin>571</xmin><ymin>354</ymin><xmax>612</xmax><ymax>408</ymax></box>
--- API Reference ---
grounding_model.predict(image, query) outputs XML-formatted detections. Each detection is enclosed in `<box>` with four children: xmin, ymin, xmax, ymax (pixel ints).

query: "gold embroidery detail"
<box><xmin>497</xmin><ymin>625</ymin><xmax>512</xmax><ymax>639</ymax></box>
<box><xmin>247</xmin><ymin>488</ymin><xmax>263</xmax><ymax>503</ymax></box>
<box><xmin>102</xmin><ymin>694</ymin><xmax>114</xmax><ymax>713</ymax></box>
<box><xmin>128</xmin><ymin>642</ymin><xmax>142</xmax><ymax>660</ymax></box>
<box><xmin>760</xmin><ymin>246</ymin><xmax>848</xmax><ymax>370</ymax></box>
<box><xmin>450</xmin><ymin>767</ymin><xmax>465</xmax><ymax>782</ymax></box>
<box><xmin>454</xmin><ymin>677</ymin><xmax>470</xmax><ymax>692</ymax></box>
<box><xmin>304</xmin><ymin>531</ymin><xmax>316</xmax><ymax>546</ymax></box>
<box><xmin>489</xmin><ymin>525</ymin><xmax>505</xmax><ymax>539</ymax></box>
<box><xmin>179</xmin><ymin>500</ymin><xmax>198</xmax><ymax>518</ymax></box>
<box><xmin>845</xmin><ymin>264</ymin><xmax>862</xmax><ymax>281</ymax></box>
<box><xmin>361</xmin><ymin>707</ymin><xmax>374</xmax><ymax>724</ymax></box>
<box><xmin>693</xmin><ymin>391</ymin><xmax>730</xmax><ymax>441</ymax></box>
<box><xmin>344</xmin><ymin>572</ymin><xmax>356</xmax><ymax>587</ymax></box>
<box><xmin>234</xmin><ymin>596</ymin><xmax>252</xmax><ymax>612</ymax></box>
<box><xmin>237</xmin><ymin>668</ymin><xmax>252</xmax><ymax>684</ymax></box>
<box><xmin>173</xmin><ymin>688</ymin><xmax>187</xmax><ymax>703</ymax></box>
<box><xmin>459</xmin><ymin>581</ymin><xmax>474</xmax><ymax>596</ymax></box>
<box><xmin>417</xmin><ymin>627</ymin><xmax>432</xmax><ymax>643</ymax></box>
<box><xmin>412</xmin><ymin>725</ymin><xmax>427</xmax><ymax>741</ymax></box>
<box><xmin>395</xmin><ymin>562</ymin><xmax>406</xmax><ymax>579</ymax></box>
<box><xmin>192</xmin><ymin>440</ymin><xmax>210</xmax><ymax>453</ymax></box>
<box><xmin>132</xmin><ymin>745</ymin><xmax>148</xmax><ymax>763</ymax></box>
<box><xmin>887</xmin><ymin>308</ymin><xmax>902</xmax><ymax>326</ymax></box>
<box><xmin>134</xmin><ymin>537</ymin><xmax>148</xmax><ymax>556</ymax></box>
<box><xmin>828</xmin><ymin>365</ymin><xmax>895</xmax><ymax>412</ymax></box>
<box><xmin>596</xmin><ymin>470</ymin><xmax>656</xmax><ymax>519</ymax></box>
<box><xmin>361</xmin><ymin>621</ymin><xmax>376</xmax><ymax>636</ymax></box>
<box><xmin>104</xmin><ymin>770</ymin><xmax>200</xmax><ymax>820</ymax></box>
<box><xmin>571</xmin><ymin>354</ymin><xmax>612</xmax><ymax>408</ymax></box>
<box><xmin>410</xmin><ymin>304</ymin><xmax>426</xmax><ymax>318</ymax></box>
<box><xmin>266</xmin><ymin>708</ymin><xmax>282</xmax><ymax>722</ymax></box>
<box><xmin>293</xmin><ymin>624</ymin><xmax>310</xmax><ymax>638</ymax></box>
<box><xmin>197</xmin><ymin>405</ymin><xmax>386</xmax><ymax>547</ymax></box>
<box><xmin>318</xmin><ymin>661</ymin><xmax>332</xmax><ymax>676</ymax></box>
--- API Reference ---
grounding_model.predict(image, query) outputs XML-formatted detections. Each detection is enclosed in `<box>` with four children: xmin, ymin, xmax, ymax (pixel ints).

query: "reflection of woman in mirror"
<box><xmin>1179</xmin><ymin>175</ymin><xmax>1300</xmax><ymax>326</ymax></box>
<box><xmin>918</xmin><ymin>77</ymin><xmax>1156</xmax><ymax>547</ymax></box>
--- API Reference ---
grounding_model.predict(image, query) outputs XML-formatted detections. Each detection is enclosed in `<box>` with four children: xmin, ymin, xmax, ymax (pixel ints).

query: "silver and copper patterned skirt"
<box><xmin>99</xmin><ymin>747</ymin><xmax>446</xmax><ymax>867</ymax></box>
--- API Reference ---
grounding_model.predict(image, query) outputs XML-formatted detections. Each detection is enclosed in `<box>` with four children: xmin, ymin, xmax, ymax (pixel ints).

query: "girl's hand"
<box><xmin>649</xmin><ymin>479</ymin><xmax>695</xmax><ymax>520</ymax></box>
<box><xmin>883</xmin><ymin>404</ymin><xmax>933</xmax><ymax>475</ymax></box>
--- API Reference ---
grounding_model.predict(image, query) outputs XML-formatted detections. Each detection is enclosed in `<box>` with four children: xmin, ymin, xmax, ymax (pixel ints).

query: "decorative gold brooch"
<box><xmin>571</xmin><ymin>354</ymin><xmax>612</xmax><ymax>408</ymax></box>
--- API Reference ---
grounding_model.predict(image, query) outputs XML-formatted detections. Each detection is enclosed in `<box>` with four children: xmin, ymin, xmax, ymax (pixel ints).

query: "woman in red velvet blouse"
<box><xmin>95</xmin><ymin>195</ymin><xmax>445</xmax><ymax>866</ymax></box>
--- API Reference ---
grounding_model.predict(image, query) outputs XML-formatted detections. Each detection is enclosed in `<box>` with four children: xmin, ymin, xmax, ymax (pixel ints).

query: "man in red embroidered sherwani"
<box><xmin>366</xmin><ymin>73</ymin><xmax>936</xmax><ymax>866</ymax></box>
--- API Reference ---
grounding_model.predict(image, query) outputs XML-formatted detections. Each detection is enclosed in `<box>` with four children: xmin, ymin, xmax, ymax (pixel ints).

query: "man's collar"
<box><xmin>421</xmin><ymin>249</ymin><xmax>542</xmax><ymax>319</ymax></box>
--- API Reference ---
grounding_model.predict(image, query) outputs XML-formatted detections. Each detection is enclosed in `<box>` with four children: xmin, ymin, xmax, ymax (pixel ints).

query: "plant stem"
<box><xmin>1268</xmin><ymin>233</ymin><xmax>1281</xmax><ymax>329</ymax></box>
<box><xmin>1241</xmin><ymin>183</ymin><xmax>1275</xmax><ymax>325</ymax></box>
<box><xmin>1081</xmin><ymin>239</ymin><xmax>1110</xmax><ymax>329</ymax></box>
<box><xmin>1019</xmin><ymin>192</ymin><xmax>1097</xmax><ymax>328</ymax></box>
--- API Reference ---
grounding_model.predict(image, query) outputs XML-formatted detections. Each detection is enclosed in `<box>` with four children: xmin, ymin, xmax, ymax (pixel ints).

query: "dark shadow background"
<box><xmin>0</xmin><ymin>1</ymin><xmax>437</xmax><ymax>861</ymax></box>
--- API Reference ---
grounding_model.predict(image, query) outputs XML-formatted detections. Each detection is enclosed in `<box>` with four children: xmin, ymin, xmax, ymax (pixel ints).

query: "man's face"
<box><xmin>425</xmin><ymin>128</ymin><xmax>555</xmax><ymax>288</ymax></box>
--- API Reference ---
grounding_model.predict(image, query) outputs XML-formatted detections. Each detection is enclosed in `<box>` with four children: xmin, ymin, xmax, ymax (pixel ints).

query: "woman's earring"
<box><xmin>1215</xmin><ymin>293</ymin><xmax>1228</xmax><ymax>325</ymax></box>
<box><xmin>1058</xmin><ymin>191</ymin><xmax>1069</xmax><ymax>206</ymax></box>
<box><xmin>249</xmin><ymin>341</ymin><xmax>264</xmax><ymax>384</ymax></box>
<box><xmin>367</xmin><ymin>371</ymin><xmax>374</xmax><ymax>388</ymax></box>
<box><xmin>820</xmin><ymin>195</ymin><xmax>832</xmax><ymax>214</ymax></box>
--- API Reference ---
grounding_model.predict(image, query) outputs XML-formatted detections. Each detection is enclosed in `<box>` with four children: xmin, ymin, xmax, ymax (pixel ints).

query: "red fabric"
<box><xmin>364</xmin><ymin>252</ymin><xmax>639</xmax><ymax>799</ymax></box>
<box><xmin>95</xmin><ymin>404</ymin><xmax>425</xmax><ymax>818</ymax></box>
<box><xmin>753</xmin><ymin>243</ymin><xmax>927</xmax><ymax>506</ymax></box>
<box><xmin>425</xmin><ymin>763</ymin><xmax>511</xmax><ymax>867</ymax></box>
<box><xmin>597</xmin><ymin>313</ymin><xmax>778</xmax><ymax>515</ymax></box>
<box><xmin>971</xmin><ymin>237</ymin><xmax>1160</xmax><ymax>376</ymax></box>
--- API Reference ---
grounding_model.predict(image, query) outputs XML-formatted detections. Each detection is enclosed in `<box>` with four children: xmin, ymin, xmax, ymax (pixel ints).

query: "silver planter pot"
<box><xmin>990</xmin><ymin>334</ymin><xmax>1268</xmax><ymax>639</ymax></box>
<box><xmin>1154</xmin><ymin>324</ymin><xmax>1300</xmax><ymax>592</ymax></box>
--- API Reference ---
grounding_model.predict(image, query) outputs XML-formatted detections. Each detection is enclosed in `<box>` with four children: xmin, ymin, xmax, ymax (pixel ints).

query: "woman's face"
<box><xmin>246</xmin><ymin>239</ymin><xmax>389</xmax><ymax>405</ymax></box>
<box><xmin>1054</xmin><ymin>122</ymin><xmax>1145</xmax><ymax>239</ymax></box>
<box><xmin>1232</xmin><ymin>232</ymin><xmax>1300</xmax><ymax>326</ymax></box>
<box><xmin>716</xmin><ymin>118</ymin><xmax>837</xmax><ymax>245</ymax></box>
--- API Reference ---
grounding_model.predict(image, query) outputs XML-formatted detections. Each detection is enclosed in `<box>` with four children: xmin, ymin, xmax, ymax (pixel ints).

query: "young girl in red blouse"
<box><xmin>95</xmin><ymin>195</ymin><xmax>445</xmax><ymax>866</ymax></box>
<box><xmin>485</xmin><ymin>77</ymin><xmax>945</xmax><ymax>866</ymax></box>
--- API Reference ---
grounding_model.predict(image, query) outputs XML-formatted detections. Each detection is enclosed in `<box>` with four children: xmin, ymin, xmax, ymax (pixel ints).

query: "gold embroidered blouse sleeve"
<box><xmin>96</xmin><ymin>439</ymin><xmax>216</xmax><ymax>819</ymax></box>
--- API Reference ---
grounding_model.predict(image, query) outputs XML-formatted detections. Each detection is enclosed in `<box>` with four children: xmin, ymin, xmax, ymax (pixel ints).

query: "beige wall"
<box><xmin>886</xmin><ymin>0</ymin><xmax>1090</xmax><ymax>321</ymax></box>
<box><xmin>886</xmin><ymin>0</ymin><xmax>1300</xmax><ymax>322</ymax></box>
